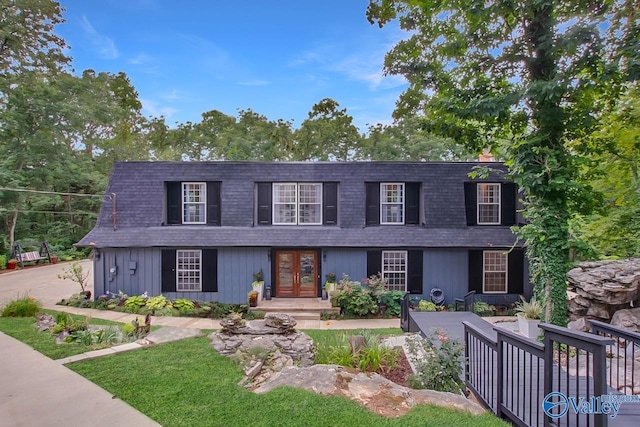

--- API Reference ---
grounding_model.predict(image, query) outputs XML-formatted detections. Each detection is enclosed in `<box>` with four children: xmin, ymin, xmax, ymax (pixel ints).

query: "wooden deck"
<box><xmin>407</xmin><ymin>311</ymin><xmax>640</xmax><ymax>426</ymax></box>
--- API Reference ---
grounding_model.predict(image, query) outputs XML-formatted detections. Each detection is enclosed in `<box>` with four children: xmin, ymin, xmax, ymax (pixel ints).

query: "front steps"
<box><xmin>248</xmin><ymin>297</ymin><xmax>340</xmax><ymax>321</ymax></box>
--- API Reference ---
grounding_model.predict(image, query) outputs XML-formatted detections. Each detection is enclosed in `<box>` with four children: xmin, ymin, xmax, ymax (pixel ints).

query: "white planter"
<box><xmin>325</xmin><ymin>282</ymin><xmax>336</xmax><ymax>294</ymax></box>
<box><xmin>252</xmin><ymin>281</ymin><xmax>264</xmax><ymax>301</ymax></box>
<box><xmin>517</xmin><ymin>315</ymin><xmax>540</xmax><ymax>339</ymax></box>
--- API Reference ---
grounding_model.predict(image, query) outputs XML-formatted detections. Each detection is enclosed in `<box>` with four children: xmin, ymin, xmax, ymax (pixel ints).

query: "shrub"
<box><xmin>380</xmin><ymin>291</ymin><xmax>405</xmax><ymax>317</ymax></box>
<box><xmin>122</xmin><ymin>322</ymin><xmax>135</xmax><ymax>336</ymax></box>
<box><xmin>473</xmin><ymin>301</ymin><xmax>495</xmax><ymax>316</ymax></box>
<box><xmin>336</xmin><ymin>284</ymin><xmax>378</xmax><ymax>316</ymax></box>
<box><xmin>173</xmin><ymin>298</ymin><xmax>195</xmax><ymax>311</ymax></box>
<box><xmin>0</xmin><ymin>254</ymin><xmax>6</xmax><ymax>270</ymax></box>
<box><xmin>1</xmin><ymin>294</ymin><xmax>41</xmax><ymax>317</ymax></box>
<box><xmin>417</xmin><ymin>300</ymin><xmax>436</xmax><ymax>312</ymax></box>
<box><xmin>124</xmin><ymin>295</ymin><xmax>146</xmax><ymax>310</ymax></box>
<box><xmin>315</xmin><ymin>330</ymin><xmax>400</xmax><ymax>373</ymax></box>
<box><xmin>407</xmin><ymin>329</ymin><xmax>465</xmax><ymax>394</ymax></box>
<box><xmin>145</xmin><ymin>295</ymin><xmax>168</xmax><ymax>310</ymax></box>
<box><xmin>363</xmin><ymin>273</ymin><xmax>387</xmax><ymax>303</ymax></box>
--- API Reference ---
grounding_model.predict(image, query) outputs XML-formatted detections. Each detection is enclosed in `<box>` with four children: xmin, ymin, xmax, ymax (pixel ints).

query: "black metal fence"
<box><xmin>464</xmin><ymin>321</ymin><xmax>620</xmax><ymax>427</ymax></box>
<box><xmin>590</xmin><ymin>320</ymin><xmax>640</xmax><ymax>395</ymax></box>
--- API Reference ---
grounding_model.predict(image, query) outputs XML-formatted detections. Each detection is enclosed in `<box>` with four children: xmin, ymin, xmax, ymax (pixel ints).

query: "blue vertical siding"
<box><xmin>218</xmin><ymin>247</ymin><xmax>270</xmax><ymax>304</ymax></box>
<box><xmin>422</xmin><ymin>249</ymin><xmax>469</xmax><ymax>304</ymax></box>
<box><xmin>321</xmin><ymin>248</ymin><xmax>367</xmax><ymax>284</ymax></box>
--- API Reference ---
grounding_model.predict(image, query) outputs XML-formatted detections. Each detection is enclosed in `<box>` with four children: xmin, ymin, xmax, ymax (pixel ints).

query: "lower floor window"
<box><xmin>382</xmin><ymin>250</ymin><xmax>407</xmax><ymax>291</ymax></box>
<box><xmin>177</xmin><ymin>249</ymin><xmax>201</xmax><ymax>291</ymax></box>
<box><xmin>483</xmin><ymin>251</ymin><xmax>507</xmax><ymax>293</ymax></box>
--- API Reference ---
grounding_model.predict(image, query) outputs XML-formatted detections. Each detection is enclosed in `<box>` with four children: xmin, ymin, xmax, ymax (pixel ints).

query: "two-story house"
<box><xmin>77</xmin><ymin>161</ymin><xmax>530</xmax><ymax>305</ymax></box>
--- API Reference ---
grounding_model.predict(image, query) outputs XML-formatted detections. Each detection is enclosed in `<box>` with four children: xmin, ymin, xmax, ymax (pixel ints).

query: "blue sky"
<box><xmin>56</xmin><ymin>0</ymin><xmax>408</xmax><ymax>132</ymax></box>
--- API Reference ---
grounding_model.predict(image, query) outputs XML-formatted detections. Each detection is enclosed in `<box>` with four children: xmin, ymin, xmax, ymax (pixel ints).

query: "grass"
<box><xmin>67</xmin><ymin>336</ymin><xmax>508</xmax><ymax>427</ymax></box>
<box><xmin>0</xmin><ymin>309</ymin><xmax>128</xmax><ymax>360</ymax></box>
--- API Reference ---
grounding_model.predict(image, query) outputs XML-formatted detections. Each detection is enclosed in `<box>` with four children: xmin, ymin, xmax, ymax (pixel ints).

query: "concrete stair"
<box><xmin>248</xmin><ymin>297</ymin><xmax>340</xmax><ymax>321</ymax></box>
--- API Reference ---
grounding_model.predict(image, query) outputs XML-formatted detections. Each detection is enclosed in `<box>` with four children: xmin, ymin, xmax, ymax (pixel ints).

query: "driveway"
<box><xmin>0</xmin><ymin>260</ymin><xmax>94</xmax><ymax>307</ymax></box>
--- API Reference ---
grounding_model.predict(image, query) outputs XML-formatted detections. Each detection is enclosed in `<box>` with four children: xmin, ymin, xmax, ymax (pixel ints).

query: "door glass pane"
<box><xmin>299</xmin><ymin>253</ymin><xmax>315</xmax><ymax>288</ymax></box>
<box><xmin>278</xmin><ymin>253</ymin><xmax>294</xmax><ymax>291</ymax></box>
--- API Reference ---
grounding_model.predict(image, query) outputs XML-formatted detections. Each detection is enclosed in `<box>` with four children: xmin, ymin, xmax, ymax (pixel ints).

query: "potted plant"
<box><xmin>252</xmin><ymin>268</ymin><xmax>264</xmax><ymax>301</ymax></box>
<box><xmin>248</xmin><ymin>290</ymin><xmax>259</xmax><ymax>307</ymax></box>
<box><xmin>515</xmin><ymin>296</ymin><xmax>543</xmax><ymax>339</ymax></box>
<box><xmin>325</xmin><ymin>272</ymin><xmax>337</xmax><ymax>294</ymax></box>
<box><xmin>6</xmin><ymin>258</ymin><xmax>17</xmax><ymax>270</ymax></box>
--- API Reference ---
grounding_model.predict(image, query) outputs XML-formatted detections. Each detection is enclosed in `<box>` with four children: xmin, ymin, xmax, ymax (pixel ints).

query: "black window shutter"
<box><xmin>202</xmin><ymin>249</ymin><xmax>218</xmax><ymax>292</ymax></box>
<box><xmin>407</xmin><ymin>250</ymin><xmax>423</xmax><ymax>294</ymax></box>
<box><xmin>405</xmin><ymin>182</ymin><xmax>420</xmax><ymax>225</ymax></box>
<box><xmin>366</xmin><ymin>250</ymin><xmax>382</xmax><ymax>278</ymax></box>
<box><xmin>257</xmin><ymin>183</ymin><xmax>272</xmax><ymax>225</ymax></box>
<box><xmin>323</xmin><ymin>182</ymin><xmax>338</xmax><ymax>225</ymax></box>
<box><xmin>365</xmin><ymin>183</ymin><xmax>380</xmax><ymax>225</ymax></box>
<box><xmin>166</xmin><ymin>182</ymin><xmax>181</xmax><ymax>225</ymax></box>
<box><xmin>468</xmin><ymin>250</ymin><xmax>483</xmax><ymax>293</ymax></box>
<box><xmin>508</xmin><ymin>249</ymin><xmax>524</xmax><ymax>294</ymax></box>
<box><xmin>161</xmin><ymin>249</ymin><xmax>177</xmax><ymax>292</ymax></box>
<box><xmin>207</xmin><ymin>182</ymin><xmax>221</xmax><ymax>226</ymax></box>
<box><xmin>501</xmin><ymin>183</ymin><xmax>517</xmax><ymax>226</ymax></box>
<box><xmin>464</xmin><ymin>182</ymin><xmax>477</xmax><ymax>226</ymax></box>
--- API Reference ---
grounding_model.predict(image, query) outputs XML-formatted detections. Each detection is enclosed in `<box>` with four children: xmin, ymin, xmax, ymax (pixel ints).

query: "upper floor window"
<box><xmin>183</xmin><ymin>182</ymin><xmax>206</xmax><ymax>224</ymax></box>
<box><xmin>477</xmin><ymin>183</ymin><xmax>500</xmax><ymax>225</ymax></box>
<box><xmin>483</xmin><ymin>250</ymin><xmax>507</xmax><ymax>293</ymax></box>
<box><xmin>273</xmin><ymin>183</ymin><xmax>322</xmax><ymax>225</ymax></box>
<box><xmin>366</xmin><ymin>182</ymin><xmax>420</xmax><ymax>226</ymax></box>
<box><xmin>166</xmin><ymin>181</ymin><xmax>221</xmax><ymax>226</ymax></box>
<box><xmin>380</xmin><ymin>183</ymin><xmax>404</xmax><ymax>224</ymax></box>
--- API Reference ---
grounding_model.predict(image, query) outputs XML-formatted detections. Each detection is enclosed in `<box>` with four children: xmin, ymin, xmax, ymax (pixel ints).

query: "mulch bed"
<box><xmin>378</xmin><ymin>349</ymin><xmax>413</xmax><ymax>388</ymax></box>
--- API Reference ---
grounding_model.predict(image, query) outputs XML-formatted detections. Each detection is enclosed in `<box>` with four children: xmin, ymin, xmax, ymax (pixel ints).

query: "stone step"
<box><xmin>249</xmin><ymin>307</ymin><xmax>340</xmax><ymax>321</ymax></box>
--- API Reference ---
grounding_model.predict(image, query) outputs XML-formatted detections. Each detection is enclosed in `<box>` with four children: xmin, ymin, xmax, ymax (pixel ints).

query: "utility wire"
<box><xmin>0</xmin><ymin>186</ymin><xmax>108</xmax><ymax>198</ymax></box>
<box><xmin>0</xmin><ymin>208</ymin><xmax>98</xmax><ymax>216</ymax></box>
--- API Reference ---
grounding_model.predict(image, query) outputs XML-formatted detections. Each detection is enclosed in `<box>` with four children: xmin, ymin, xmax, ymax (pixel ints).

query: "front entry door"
<box><xmin>275</xmin><ymin>250</ymin><xmax>318</xmax><ymax>297</ymax></box>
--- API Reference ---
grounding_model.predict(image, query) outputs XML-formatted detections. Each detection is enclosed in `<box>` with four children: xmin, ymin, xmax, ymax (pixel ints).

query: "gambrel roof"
<box><xmin>78</xmin><ymin>161</ymin><xmax>522</xmax><ymax>249</ymax></box>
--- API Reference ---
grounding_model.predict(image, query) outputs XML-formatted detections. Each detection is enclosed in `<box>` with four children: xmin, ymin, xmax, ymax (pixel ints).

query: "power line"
<box><xmin>0</xmin><ymin>208</ymin><xmax>98</xmax><ymax>216</ymax></box>
<box><xmin>0</xmin><ymin>187</ymin><xmax>108</xmax><ymax>198</ymax></box>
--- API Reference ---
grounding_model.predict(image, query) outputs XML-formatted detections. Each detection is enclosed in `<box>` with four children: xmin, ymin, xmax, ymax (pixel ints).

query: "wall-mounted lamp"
<box><xmin>322</xmin><ymin>250</ymin><xmax>327</xmax><ymax>262</ymax></box>
<box><xmin>94</xmin><ymin>248</ymin><xmax>101</xmax><ymax>261</ymax></box>
<box><xmin>129</xmin><ymin>261</ymin><xmax>137</xmax><ymax>275</ymax></box>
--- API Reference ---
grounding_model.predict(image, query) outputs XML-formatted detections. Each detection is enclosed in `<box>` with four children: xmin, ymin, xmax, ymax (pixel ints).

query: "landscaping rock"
<box><xmin>35</xmin><ymin>314</ymin><xmax>56</xmax><ymax>332</ymax></box>
<box><xmin>220</xmin><ymin>314</ymin><xmax>298</xmax><ymax>335</ymax></box>
<box><xmin>253</xmin><ymin>364</ymin><xmax>485</xmax><ymax>418</ymax></box>
<box><xmin>610</xmin><ymin>308</ymin><xmax>640</xmax><ymax>333</ymax></box>
<box><xmin>567</xmin><ymin>258</ymin><xmax>640</xmax><ymax>324</ymax></box>
<box><xmin>567</xmin><ymin>317</ymin><xmax>590</xmax><ymax>333</ymax></box>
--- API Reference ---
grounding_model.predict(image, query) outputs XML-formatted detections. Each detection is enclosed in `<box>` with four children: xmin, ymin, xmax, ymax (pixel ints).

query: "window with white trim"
<box><xmin>483</xmin><ymin>251</ymin><xmax>507</xmax><ymax>293</ymax></box>
<box><xmin>381</xmin><ymin>183</ymin><xmax>404</xmax><ymax>224</ymax></box>
<box><xmin>273</xmin><ymin>183</ymin><xmax>322</xmax><ymax>225</ymax></box>
<box><xmin>176</xmin><ymin>250</ymin><xmax>202</xmax><ymax>291</ymax></box>
<box><xmin>382</xmin><ymin>250</ymin><xmax>407</xmax><ymax>291</ymax></box>
<box><xmin>477</xmin><ymin>183</ymin><xmax>501</xmax><ymax>225</ymax></box>
<box><xmin>183</xmin><ymin>182</ymin><xmax>206</xmax><ymax>224</ymax></box>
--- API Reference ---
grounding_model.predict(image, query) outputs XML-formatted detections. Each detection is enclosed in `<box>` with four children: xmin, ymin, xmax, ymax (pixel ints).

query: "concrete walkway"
<box><xmin>0</xmin><ymin>260</ymin><xmax>400</xmax><ymax>426</ymax></box>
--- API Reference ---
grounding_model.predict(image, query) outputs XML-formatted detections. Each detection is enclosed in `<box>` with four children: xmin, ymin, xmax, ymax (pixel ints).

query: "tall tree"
<box><xmin>367</xmin><ymin>0</ymin><xmax>639</xmax><ymax>325</ymax></box>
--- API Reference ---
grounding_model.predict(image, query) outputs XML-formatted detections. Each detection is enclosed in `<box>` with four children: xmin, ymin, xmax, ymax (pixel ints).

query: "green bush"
<box><xmin>335</xmin><ymin>275</ymin><xmax>378</xmax><ymax>316</ymax></box>
<box><xmin>145</xmin><ymin>295</ymin><xmax>168</xmax><ymax>310</ymax></box>
<box><xmin>173</xmin><ymin>298</ymin><xmax>195</xmax><ymax>311</ymax></box>
<box><xmin>407</xmin><ymin>329</ymin><xmax>465</xmax><ymax>393</ymax></box>
<box><xmin>380</xmin><ymin>291</ymin><xmax>405</xmax><ymax>317</ymax></box>
<box><xmin>0</xmin><ymin>254</ymin><xmax>6</xmax><ymax>270</ymax></box>
<box><xmin>315</xmin><ymin>330</ymin><xmax>400</xmax><ymax>373</ymax></box>
<box><xmin>473</xmin><ymin>301</ymin><xmax>495</xmax><ymax>317</ymax></box>
<box><xmin>417</xmin><ymin>300</ymin><xmax>436</xmax><ymax>312</ymax></box>
<box><xmin>1</xmin><ymin>294</ymin><xmax>41</xmax><ymax>317</ymax></box>
<box><xmin>124</xmin><ymin>295</ymin><xmax>146</xmax><ymax>310</ymax></box>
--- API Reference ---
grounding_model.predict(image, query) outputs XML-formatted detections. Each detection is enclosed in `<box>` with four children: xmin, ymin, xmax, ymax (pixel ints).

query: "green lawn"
<box><xmin>0</xmin><ymin>310</ymin><xmax>130</xmax><ymax>359</ymax></box>
<box><xmin>67</xmin><ymin>335</ymin><xmax>509</xmax><ymax>427</ymax></box>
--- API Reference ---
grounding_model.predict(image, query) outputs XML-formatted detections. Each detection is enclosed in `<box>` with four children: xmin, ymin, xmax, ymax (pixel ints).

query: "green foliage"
<box><xmin>0</xmin><ymin>254</ymin><xmax>6</xmax><ymax>269</ymax></box>
<box><xmin>407</xmin><ymin>330</ymin><xmax>465</xmax><ymax>394</ymax></box>
<box><xmin>173</xmin><ymin>298</ymin><xmax>195</xmax><ymax>311</ymax></box>
<box><xmin>473</xmin><ymin>301</ymin><xmax>495</xmax><ymax>317</ymax></box>
<box><xmin>123</xmin><ymin>295</ymin><xmax>146</xmax><ymax>309</ymax></box>
<box><xmin>121</xmin><ymin>322</ymin><xmax>135</xmax><ymax>336</ymax></box>
<box><xmin>1</xmin><ymin>294</ymin><xmax>41</xmax><ymax>317</ymax></box>
<box><xmin>145</xmin><ymin>295</ymin><xmax>168</xmax><ymax>310</ymax></box>
<box><xmin>514</xmin><ymin>296</ymin><xmax>543</xmax><ymax>320</ymax></box>
<box><xmin>335</xmin><ymin>282</ymin><xmax>379</xmax><ymax>317</ymax></box>
<box><xmin>380</xmin><ymin>290</ymin><xmax>405</xmax><ymax>317</ymax></box>
<box><xmin>417</xmin><ymin>300</ymin><xmax>436</xmax><ymax>312</ymax></box>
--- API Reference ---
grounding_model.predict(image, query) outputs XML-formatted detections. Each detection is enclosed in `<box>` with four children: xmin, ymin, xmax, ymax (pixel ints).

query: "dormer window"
<box><xmin>380</xmin><ymin>183</ymin><xmax>404</xmax><ymax>224</ymax></box>
<box><xmin>477</xmin><ymin>183</ymin><xmax>501</xmax><ymax>225</ymax></box>
<box><xmin>183</xmin><ymin>182</ymin><xmax>206</xmax><ymax>224</ymax></box>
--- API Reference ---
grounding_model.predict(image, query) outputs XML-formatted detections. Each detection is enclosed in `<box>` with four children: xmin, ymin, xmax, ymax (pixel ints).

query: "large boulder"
<box><xmin>610</xmin><ymin>308</ymin><xmax>640</xmax><ymax>333</ymax></box>
<box><xmin>253</xmin><ymin>364</ymin><xmax>485</xmax><ymax>418</ymax></box>
<box><xmin>567</xmin><ymin>258</ymin><xmax>640</xmax><ymax>324</ymax></box>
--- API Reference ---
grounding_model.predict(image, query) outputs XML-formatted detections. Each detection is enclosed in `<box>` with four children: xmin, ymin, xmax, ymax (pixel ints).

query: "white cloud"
<box><xmin>238</xmin><ymin>79</ymin><xmax>270</xmax><ymax>86</ymax></box>
<box><xmin>80</xmin><ymin>15</ymin><xmax>119</xmax><ymax>60</ymax></box>
<box><xmin>128</xmin><ymin>53</ymin><xmax>152</xmax><ymax>65</ymax></box>
<box><xmin>159</xmin><ymin>89</ymin><xmax>185</xmax><ymax>101</ymax></box>
<box><xmin>140</xmin><ymin>97</ymin><xmax>178</xmax><ymax>119</ymax></box>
